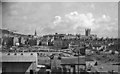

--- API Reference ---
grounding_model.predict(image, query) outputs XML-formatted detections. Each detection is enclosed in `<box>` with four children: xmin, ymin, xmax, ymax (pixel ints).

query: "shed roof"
<box><xmin>2</xmin><ymin>53</ymin><xmax>37</xmax><ymax>62</ymax></box>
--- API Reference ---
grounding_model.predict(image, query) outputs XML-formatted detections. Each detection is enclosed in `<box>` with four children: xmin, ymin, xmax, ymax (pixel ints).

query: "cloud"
<box><xmin>53</xmin><ymin>16</ymin><xmax>62</xmax><ymax>26</ymax></box>
<box><xmin>0</xmin><ymin>3</ymin><xmax>2</xmax><ymax>29</ymax></box>
<box><xmin>2</xmin><ymin>2</ymin><xmax>117</xmax><ymax>37</ymax></box>
<box><xmin>52</xmin><ymin>11</ymin><xmax>117</xmax><ymax>37</ymax></box>
<box><xmin>102</xmin><ymin>14</ymin><xmax>111</xmax><ymax>22</ymax></box>
<box><xmin>52</xmin><ymin>11</ymin><xmax>96</xmax><ymax>34</ymax></box>
<box><xmin>65</xmin><ymin>12</ymin><xmax>95</xmax><ymax>29</ymax></box>
<box><xmin>94</xmin><ymin>14</ymin><xmax>118</xmax><ymax>37</ymax></box>
<box><xmin>90</xmin><ymin>4</ymin><xmax>95</xmax><ymax>9</ymax></box>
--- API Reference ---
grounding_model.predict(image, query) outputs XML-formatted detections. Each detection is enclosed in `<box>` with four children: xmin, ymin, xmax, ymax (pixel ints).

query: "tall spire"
<box><xmin>34</xmin><ymin>29</ymin><xmax>37</xmax><ymax>36</ymax></box>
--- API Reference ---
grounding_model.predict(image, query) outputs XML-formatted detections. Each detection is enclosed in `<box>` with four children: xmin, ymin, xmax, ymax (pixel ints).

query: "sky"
<box><xmin>1</xmin><ymin>2</ymin><xmax>118</xmax><ymax>38</ymax></box>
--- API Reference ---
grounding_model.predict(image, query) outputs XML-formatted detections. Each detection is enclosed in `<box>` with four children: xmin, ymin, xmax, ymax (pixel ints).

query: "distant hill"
<box><xmin>0</xmin><ymin>29</ymin><xmax>31</xmax><ymax>37</ymax></box>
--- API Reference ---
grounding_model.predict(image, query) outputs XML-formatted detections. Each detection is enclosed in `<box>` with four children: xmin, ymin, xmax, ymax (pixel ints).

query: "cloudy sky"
<box><xmin>2</xmin><ymin>2</ymin><xmax>118</xmax><ymax>37</ymax></box>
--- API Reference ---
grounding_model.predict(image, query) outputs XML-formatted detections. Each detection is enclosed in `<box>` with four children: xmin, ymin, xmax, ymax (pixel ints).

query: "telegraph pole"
<box><xmin>78</xmin><ymin>53</ymin><xmax>79</xmax><ymax>74</ymax></box>
<box><xmin>78</xmin><ymin>49</ymin><xmax>80</xmax><ymax>74</ymax></box>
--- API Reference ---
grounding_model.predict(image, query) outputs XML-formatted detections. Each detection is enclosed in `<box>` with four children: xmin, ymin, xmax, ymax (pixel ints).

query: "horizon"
<box><xmin>1</xmin><ymin>28</ymin><xmax>119</xmax><ymax>39</ymax></box>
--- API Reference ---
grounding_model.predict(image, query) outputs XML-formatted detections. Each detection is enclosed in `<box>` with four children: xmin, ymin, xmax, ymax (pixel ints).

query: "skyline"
<box><xmin>1</xmin><ymin>2</ymin><xmax>118</xmax><ymax>38</ymax></box>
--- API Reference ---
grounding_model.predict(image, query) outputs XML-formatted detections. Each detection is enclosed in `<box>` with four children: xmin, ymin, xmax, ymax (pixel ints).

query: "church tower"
<box><xmin>85</xmin><ymin>28</ymin><xmax>91</xmax><ymax>36</ymax></box>
<box><xmin>34</xmin><ymin>29</ymin><xmax>37</xmax><ymax>36</ymax></box>
<box><xmin>34</xmin><ymin>29</ymin><xmax>37</xmax><ymax>39</ymax></box>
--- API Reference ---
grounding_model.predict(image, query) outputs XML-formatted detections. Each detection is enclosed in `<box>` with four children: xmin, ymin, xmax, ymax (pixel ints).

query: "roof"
<box><xmin>2</xmin><ymin>53</ymin><xmax>37</xmax><ymax>62</ymax></box>
<box><xmin>85</xmin><ymin>57</ymin><xmax>94</xmax><ymax>61</ymax></box>
<box><xmin>61</xmin><ymin>57</ymin><xmax>85</xmax><ymax>65</ymax></box>
<box><xmin>37</xmin><ymin>56</ymin><xmax>86</xmax><ymax>65</ymax></box>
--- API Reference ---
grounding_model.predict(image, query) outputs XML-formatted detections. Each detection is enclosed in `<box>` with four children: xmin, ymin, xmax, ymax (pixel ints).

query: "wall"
<box><xmin>2</xmin><ymin>62</ymin><xmax>34</xmax><ymax>74</ymax></box>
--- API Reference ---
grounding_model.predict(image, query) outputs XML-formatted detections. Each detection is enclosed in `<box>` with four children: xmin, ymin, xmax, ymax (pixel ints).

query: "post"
<box><xmin>73</xmin><ymin>65</ymin><xmax>76</xmax><ymax>74</ymax></box>
<box><xmin>50</xmin><ymin>59</ymin><xmax>52</xmax><ymax>70</ymax></box>
<box><xmin>78</xmin><ymin>52</ymin><xmax>79</xmax><ymax>74</ymax></box>
<box><xmin>49</xmin><ymin>54</ymin><xmax>54</xmax><ymax>74</ymax></box>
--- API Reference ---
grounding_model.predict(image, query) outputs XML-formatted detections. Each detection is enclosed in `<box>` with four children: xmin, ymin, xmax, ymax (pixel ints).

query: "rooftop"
<box><xmin>2</xmin><ymin>52</ymin><xmax>37</xmax><ymax>62</ymax></box>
